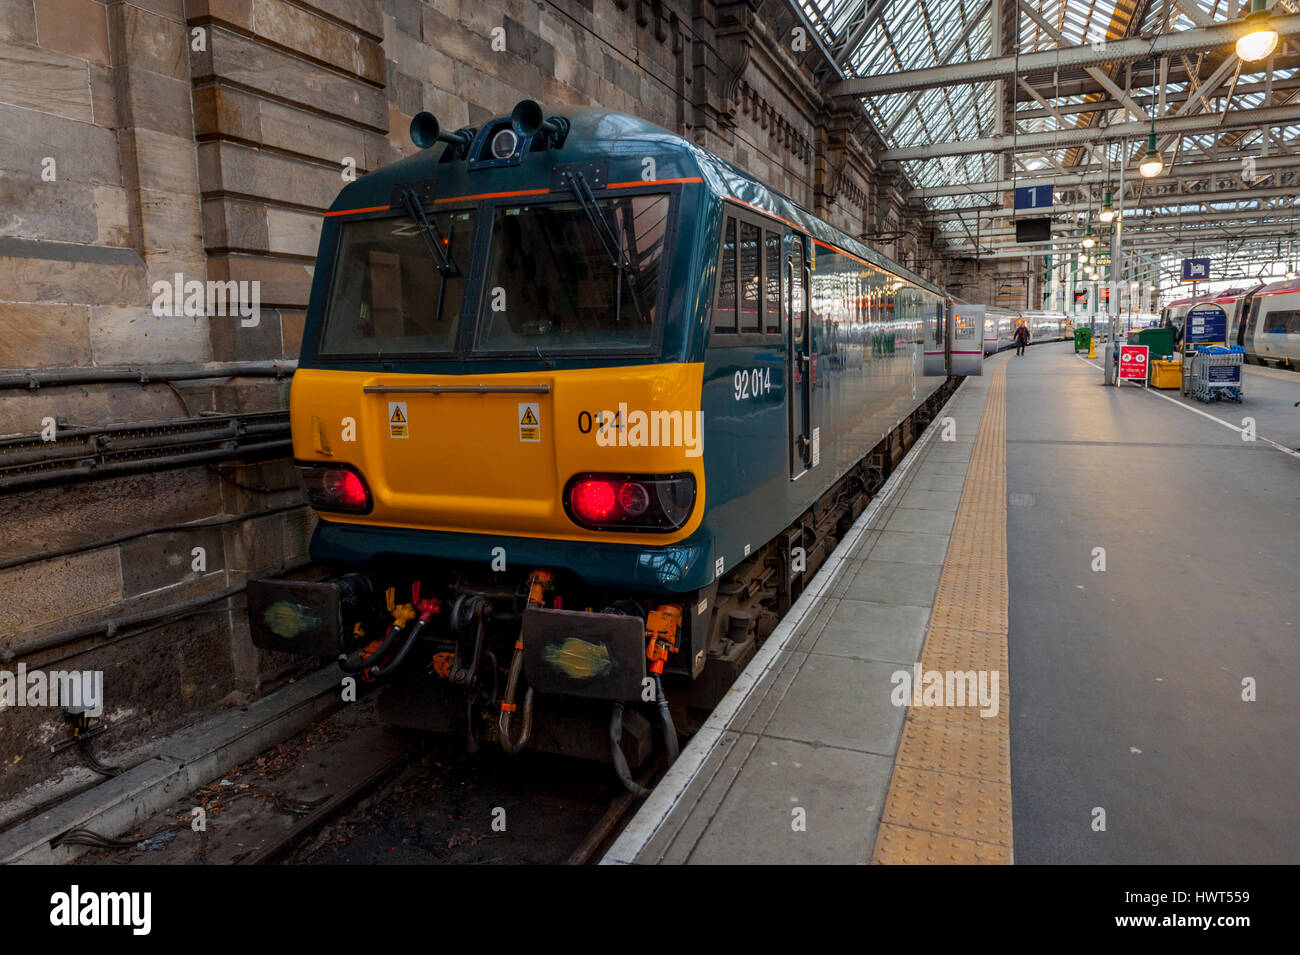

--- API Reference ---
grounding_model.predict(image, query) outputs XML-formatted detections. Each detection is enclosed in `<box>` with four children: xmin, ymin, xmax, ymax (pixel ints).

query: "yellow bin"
<box><xmin>1150</xmin><ymin>359</ymin><xmax>1182</xmax><ymax>389</ymax></box>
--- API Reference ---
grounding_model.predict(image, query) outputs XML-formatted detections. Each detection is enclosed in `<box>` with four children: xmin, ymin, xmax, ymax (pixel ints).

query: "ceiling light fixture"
<box><xmin>1139</xmin><ymin>59</ymin><xmax>1164</xmax><ymax>178</ymax></box>
<box><xmin>1100</xmin><ymin>188</ymin><xmax>1115</xmax><ymax>223</ymax></box>
<box><xmin>1236</xmin><ymin>0</ymin><xmax>1279</xmax><ymax>63</ymax></box>
<box><xmin>1139</xmin><ymin>125</ymin><xmax>1163</xmax><ymax>178</ymax></box>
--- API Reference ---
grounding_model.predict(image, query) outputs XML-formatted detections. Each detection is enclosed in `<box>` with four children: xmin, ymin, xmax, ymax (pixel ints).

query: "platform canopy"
<box><xmin>795</xmin><ymin>0</ymin><xmax>1300</xmax><ymax>285</ymax></box>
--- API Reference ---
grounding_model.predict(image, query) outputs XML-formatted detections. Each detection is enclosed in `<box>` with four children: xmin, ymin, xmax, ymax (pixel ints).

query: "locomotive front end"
<box><xmin>245</xmin><ymin>103</ymin><xmax>717</xmax><ymax>777</ymax></box>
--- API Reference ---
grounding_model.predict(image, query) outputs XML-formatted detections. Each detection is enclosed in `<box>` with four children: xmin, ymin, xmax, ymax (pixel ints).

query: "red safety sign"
<box><xmin>1118</xmin><ymin>344</ymin><xmax>1149</xmax><ymax>380</ymax></box>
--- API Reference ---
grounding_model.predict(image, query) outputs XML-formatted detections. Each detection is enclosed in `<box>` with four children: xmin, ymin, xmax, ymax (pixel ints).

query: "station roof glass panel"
<box><xmin>799</xmin><ymin>0</ymin><xmax>1300</xmax><ymax>275</ymax></box>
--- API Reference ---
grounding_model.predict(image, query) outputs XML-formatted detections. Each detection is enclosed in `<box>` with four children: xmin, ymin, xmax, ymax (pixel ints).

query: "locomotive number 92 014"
<box><xmin>734</xmin><ymin>367</ymin><xmax>773</xmax><ymax>401</ymax></box>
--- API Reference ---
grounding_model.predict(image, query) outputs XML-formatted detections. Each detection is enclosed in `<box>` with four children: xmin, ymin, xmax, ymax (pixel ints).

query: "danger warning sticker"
<box><xmin>518</xmin><ymin>402</ymin><xmax>540</xmax><ymax>442</ymax></box>
<box><xmin>388</xmin><ymin>401</ymin><xmax>408</xmax><ymax>438</ymax></box>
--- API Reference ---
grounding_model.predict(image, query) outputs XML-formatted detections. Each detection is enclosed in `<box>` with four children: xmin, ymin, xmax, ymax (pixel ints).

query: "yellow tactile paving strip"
<box><xmin>1243</xmin><ymin>365</ymin><xmax>1297</xmax><ymax>382</ymax></box>
<box><xmin>873</xmin><ymin>359</ymin><xmax>1012</xmax><ymax>864</ymax></box>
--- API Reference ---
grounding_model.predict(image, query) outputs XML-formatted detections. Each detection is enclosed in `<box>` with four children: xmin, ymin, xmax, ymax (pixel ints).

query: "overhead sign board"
<box><xmin>1118</xmin><ymin>344</ymin><xmax>1149</xmax><ymax>381</ymax></box>
<box><xmin>1185</xmin><ymin>304</ymin><xmax>1227</xmax><ymax>345</ymax></box>
<box><xmin>1015</xmin><ymin>218</ymin><xmax>1051</xmax><ymax>243</ymax></box>
<box><xmin>1014</xmin><ymin>184</ymin><xmax>1054</xmax><ymax>212</ymax></box>
<box><xmin>1181</xmin><ymin>258</ymin><xmax>1211</xmax><ymax>282</ymax></box>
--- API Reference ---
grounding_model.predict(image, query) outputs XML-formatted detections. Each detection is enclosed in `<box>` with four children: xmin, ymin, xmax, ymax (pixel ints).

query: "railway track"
<box><xmin>241</xmin><ymin>734</ymin><xmax>660</xmax><ymax>867</ymax></box>
<box><xmin>75</xmin><ymin>698</ymin><xmax>658</xmax><ymax>867</ymax></box>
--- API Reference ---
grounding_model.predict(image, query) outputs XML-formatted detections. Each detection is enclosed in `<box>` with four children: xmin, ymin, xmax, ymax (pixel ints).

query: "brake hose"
<box><xmin>337</xmin><ymin>622</ymin><xmax>406</xmax><ymax>674</ymax></box>
<box><xmin>365</xmin><ymin>617</ymin><xmax>428</xmax><ymax>679</ymax></box>
<box><xmin>655</xmin><ymin>673</ymin><xmax>679</xmax><ymax>764</ymax></box>
<box><xmin>499</xmin><ymin>636</ymin><xmax>534</xmax><ymax>754</ymax></box>
<box><xmin>610</xmin><ymin>702</ymin><xmax>651</xmax><ymax>797</ymax></box>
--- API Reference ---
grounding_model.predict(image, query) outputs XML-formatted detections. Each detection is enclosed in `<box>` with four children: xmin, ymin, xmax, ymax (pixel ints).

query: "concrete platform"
<box><xmin>604</xmin><ymin>341</ymin><xmax>1300</xmax><ymax>865</ymax></box>
<box><xmin>604</xmin><ymin>364</ymin><xmax>1004</xmax><ymax>865</ymax></box>
<box><xmin>1016</xmin><ymin>344</ymin><xmax>1300</xmax><ymax>863</ymax></box>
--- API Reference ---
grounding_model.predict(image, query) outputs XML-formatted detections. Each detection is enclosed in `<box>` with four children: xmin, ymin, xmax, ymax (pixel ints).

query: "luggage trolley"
<box><xmin>1190</xmin><ymin>345</ymin><xmax>1244</xmax><ymax>403</ymax></box>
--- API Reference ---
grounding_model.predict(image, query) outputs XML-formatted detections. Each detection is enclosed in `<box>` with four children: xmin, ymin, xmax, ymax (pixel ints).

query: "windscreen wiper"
<box><xmin>397</xmin><ymin>185</ymin><xmax>458</xmax><ymax>328</ymax></box>
<box><xmin>398</xmin><ymin>186</ymin><xmax>455</xmax><ymax>276</ymax></box>
<box><xmin>561</xmin><ymin>171</ymin><xmax>646</xmax><ymax>327</ymax></box>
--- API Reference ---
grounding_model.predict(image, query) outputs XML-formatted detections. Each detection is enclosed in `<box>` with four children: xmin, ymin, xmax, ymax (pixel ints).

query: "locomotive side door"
<box><xmin>786</xmin><ymin>231</ymin><xmax>812</xmax><ymax>478</ymax></box>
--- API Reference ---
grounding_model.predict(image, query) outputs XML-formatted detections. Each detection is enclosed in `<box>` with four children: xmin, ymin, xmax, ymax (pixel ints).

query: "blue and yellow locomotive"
<box><xmin>249</xmin><ymin>102</ymin><xmax>956</xmax><ymax>779</ymax></box>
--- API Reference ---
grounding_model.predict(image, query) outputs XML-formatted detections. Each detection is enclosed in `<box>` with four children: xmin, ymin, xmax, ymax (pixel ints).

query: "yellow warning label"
<box><xmin>388</xmin><ymin>401</ymin><xmax>408</xmax><ymax>439</ymax></box>
<box><xmin>518</xmin><ymin>402</ymin><xmax>540</xmax><ymax>442</ymax></box>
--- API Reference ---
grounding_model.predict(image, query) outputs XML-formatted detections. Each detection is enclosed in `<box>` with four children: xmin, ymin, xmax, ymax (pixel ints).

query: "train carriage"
<box><xmin>1161</xmin><ymin>296</ymin><xmax>1196</xmax><ymax>335</ymax></box>
<box><xmin>248</xmin><ymin>103</ymin><xmax>956</xmax><ymax>776</ymax></box>
<box><xmin>1238</xmin><ymin>278</ymin><xmax>1300</xmax><ymax>367</ymax></box>
<box><xmin>1160</xmin><ymin>284</ymin><xmax>1299</xmax><ymax>367</ymax></box>
<box><xmin>1022</xmin><ymin>310</ymin><xmax>1070</xmax><ymax>342</ymax></box>
<box><xmin>985</xmin><ymin>306</ymin><xmax>1023</xmax><ymax>353</ymax></box>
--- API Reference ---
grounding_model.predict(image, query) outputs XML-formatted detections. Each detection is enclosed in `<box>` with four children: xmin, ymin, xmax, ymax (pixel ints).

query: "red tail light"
<box><xmin>618</xmin><ymin>481</ymin><xmax>650</xmax><ymax>516</ymax></box>
<box><xmin>564</xmin><ymin>473</ymin><xmax>695</xmax><ymax>532</ymax></box>
<box><xmin>571</xmin><ymin>479</ymin><xmax>618</xmax><ymax>523</ymax></box>
<box><xmin>297</xmin><ymin>463</ymin><xmax>373</xmax><ymax>514</ymax></box>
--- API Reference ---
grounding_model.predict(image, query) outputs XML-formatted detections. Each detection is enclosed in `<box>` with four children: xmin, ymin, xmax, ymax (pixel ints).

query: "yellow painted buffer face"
<box><xmin>290</xmin><ymin>363</ymin><xmax>707</xmax><ymax>546</ymax></box>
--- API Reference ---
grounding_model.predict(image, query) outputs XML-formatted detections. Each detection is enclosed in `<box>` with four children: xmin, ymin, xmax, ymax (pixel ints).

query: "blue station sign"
<box><xmin>1014</xmin><ymin>184</ymin><xmax>1054</xmax><ymax>212</ymax></box>
<box><xmin>1185</xmin><ymin>304</ymin><xmax>1227</xmax><ymax>344</ymax></box>
<box><xmin>1181</xmin><ymin>258</ymin><xmax>1211</xmax><ymax>282</ymax></box>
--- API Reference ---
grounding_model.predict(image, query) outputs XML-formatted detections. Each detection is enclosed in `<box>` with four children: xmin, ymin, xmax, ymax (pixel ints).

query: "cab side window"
<box><xmin>739</xmin><ymin>221</ymin><xmax>761</xmax><ymax>333</ymax></box>
<box><xmin>764</xmin><ymin>230</ymin><xmax>781</xmax><ymax>334</ymax></box>
<box><xmin>712</xmin><ymin>211</ymin><xmax>787</xmax><ymax>345</ymax></box>
<box><xmin>714</xmin><ymin>216</ymin><xmax>737</xmax><ymax>333</ymax></box>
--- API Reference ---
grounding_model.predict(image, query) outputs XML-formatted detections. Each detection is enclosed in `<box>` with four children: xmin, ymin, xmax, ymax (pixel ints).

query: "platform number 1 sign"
<box><xmin>1014</xmin><ymin>184</ymin><xmax>1054</xmax><ymax>212</ymax></box>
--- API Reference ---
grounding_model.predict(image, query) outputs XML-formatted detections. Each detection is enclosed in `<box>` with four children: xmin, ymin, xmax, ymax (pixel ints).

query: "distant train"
<box><xmin>1236</xmin><ymin>279</ymin><xmax>1300</xmax><ymax>368</ymax></box>
<box><xmin>980</xmin><ymin>306</ymin><xmax>1072</xmax><ymax>354</ymax></box>
<box><xmin>1025</xmin><ymin>311</ymin><xmax>1073</xmax><ymax>343</ymax></box>
<box><xmin>1161</xmin><ymin>296</ymin><xmax>1197</xmax><ymax>335</ymax></box>
<box><xmin>1161</xmin><ymin>281</ymin><xmax>1299</xmax><ymax>368</ymax></box>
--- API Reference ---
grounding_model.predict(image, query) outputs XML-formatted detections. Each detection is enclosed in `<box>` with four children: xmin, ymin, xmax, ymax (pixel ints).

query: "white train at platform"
<box><xmin>981</xmin><ymin>307</ymin><xmax>1073</xmax><ymax>354</ymax></box>
<box><xmin>1161</xmin><ymin>278</ymin><xmax>1300</xmax><ymax>369</ymax></box>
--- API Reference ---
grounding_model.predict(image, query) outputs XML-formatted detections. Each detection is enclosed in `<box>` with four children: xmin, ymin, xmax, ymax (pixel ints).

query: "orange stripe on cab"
<box><xmin>608</xmin><ymin>177</ymin><xmax>703</xmax><ymax>188</ymax></box>
<box><xmin>324</xmin><ymin>205</ymin><xmax>391</xmax><ymax>217</ymax></box>
<box><xmin>433</xmin><ymin>188</ymin><xmax>549</xmax><ymax>203</ymax></box>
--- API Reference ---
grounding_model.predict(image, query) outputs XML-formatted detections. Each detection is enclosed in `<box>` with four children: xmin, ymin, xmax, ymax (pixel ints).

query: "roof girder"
<box><xmin>830</xmin><ymin>13</ymin><xmax>1300</xmax><ymax>96</ymax></box>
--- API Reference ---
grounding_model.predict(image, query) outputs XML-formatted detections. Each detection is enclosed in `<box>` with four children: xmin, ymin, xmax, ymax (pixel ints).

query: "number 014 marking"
<box><xmin>734</xmin><ymin>367</ymin><xmax>772</xmax><ymax>401</ymax></box>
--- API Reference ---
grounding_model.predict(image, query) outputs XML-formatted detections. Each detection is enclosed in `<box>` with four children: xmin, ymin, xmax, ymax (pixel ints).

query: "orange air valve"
<box><xmin>430</xmin><ymin>652</ymin><xmax>456</xmax><ymax>680</ymax></box>
<box><xmin>357</xmin><ymin>637</ymin><xmax>387</xmax><ymax>682</ymax></box>
<box><xmin>526</xmin><ymin>570</ymin><xmax>553</xmax><ymax>608</ymax></box>
<box><xmin>645</xmin><ymin>605</ymin><xmax>682</xmax><ymax>675</ymax></box>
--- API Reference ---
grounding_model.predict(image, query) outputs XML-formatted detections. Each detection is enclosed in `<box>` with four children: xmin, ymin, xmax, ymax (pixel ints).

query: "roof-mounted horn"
<box><xmin>410</xmin><ymin>112</ymin><xmax>473</xmax><ymax>150</ymax></box>
<box><xmin>510</xmin><ymin>100</ymin><xmax>569</xmax><ymax>149</ymax></box>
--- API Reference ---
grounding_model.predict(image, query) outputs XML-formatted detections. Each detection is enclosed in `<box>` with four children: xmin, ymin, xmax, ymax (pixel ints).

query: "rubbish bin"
<box><xmin>1074</xmin><ymin>327</ymin><xmax>1092</xmax><ymax>353</ymax></box>
<box><xmin>1150</xmin><ymin>359</ymin><xmax>1182</xmax><ymax>389</ymax></box>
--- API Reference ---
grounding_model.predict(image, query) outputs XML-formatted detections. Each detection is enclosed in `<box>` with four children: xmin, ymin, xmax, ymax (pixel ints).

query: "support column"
<box><xmin>1104</xmin><ymin>140</ymin><xmax>1127</xmax><ymax>384</ymax></box>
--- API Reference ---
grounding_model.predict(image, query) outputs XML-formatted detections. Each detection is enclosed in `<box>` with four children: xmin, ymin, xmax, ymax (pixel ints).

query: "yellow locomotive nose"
<box><xmin>290</xmin><ymin>363</ymin><xmax>705</xmax><ymax>544</ymax></box>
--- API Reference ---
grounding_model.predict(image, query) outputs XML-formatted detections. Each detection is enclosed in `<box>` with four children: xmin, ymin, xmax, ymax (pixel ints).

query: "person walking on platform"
<box><xmin>1013</xmin><ymin>321</ymin><xmax>1030</xmax><ymax>356</ymax></box>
